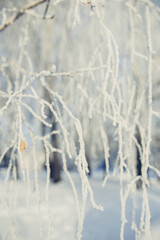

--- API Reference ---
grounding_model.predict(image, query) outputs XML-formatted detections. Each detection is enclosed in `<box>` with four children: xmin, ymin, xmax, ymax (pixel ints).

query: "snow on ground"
<box><xmin>0</xmin><ymin>169</ymin><xmax>160</xmax><ymax>240</ymax></box>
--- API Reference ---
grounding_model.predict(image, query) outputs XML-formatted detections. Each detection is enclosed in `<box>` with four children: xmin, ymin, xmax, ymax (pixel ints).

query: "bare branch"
<box><xmin>0</xmin><ymin>0</ymin><xmax>47</xmax><ymax>32</ymax></box>
<box><xmin>43</xmin><ymin>0</ymin><xmax>50</xmax><ymax>19</ymax></box>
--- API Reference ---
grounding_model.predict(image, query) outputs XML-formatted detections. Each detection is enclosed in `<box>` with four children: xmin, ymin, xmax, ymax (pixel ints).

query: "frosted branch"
<box><xmin>0</xmin><ymin>0</ymin><xmax>47</xmax><ymax>32</ymax></box>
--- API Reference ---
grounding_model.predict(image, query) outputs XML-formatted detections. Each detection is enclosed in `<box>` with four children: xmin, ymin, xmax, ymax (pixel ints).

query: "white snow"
<box><xmin>0</xmin><ymin>170</ymin><xmax>160</xmax><ymax>240</ymax></box>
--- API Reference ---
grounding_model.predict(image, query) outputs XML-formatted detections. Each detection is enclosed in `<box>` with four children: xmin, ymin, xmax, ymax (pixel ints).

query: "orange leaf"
<box><xmin>20</xmin><ymin>139</ymin><xmax>27</xmax><ymax>153</ymax></box>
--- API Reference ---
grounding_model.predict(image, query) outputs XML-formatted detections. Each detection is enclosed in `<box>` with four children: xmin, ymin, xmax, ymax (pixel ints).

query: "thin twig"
<box><xmin>0</xmin><ymin>0</ymin><xmax>47</xmax><ymax>32</ymax></box>
<box><xmin>43</xmin><ymin>0</ymin><xmax>50</xmax><ymax>19</ymax></box>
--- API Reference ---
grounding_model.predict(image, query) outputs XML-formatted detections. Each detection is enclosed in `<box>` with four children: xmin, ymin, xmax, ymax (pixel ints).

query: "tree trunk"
<box><xmin>50</xmin><ymin>122</ymin><xmax>61</xmax><ymax>183</ymax></box>
<box><xmin>50</xmin><ymin>152</ymin><xmax>61</xmax><ymax>183</ymax></box>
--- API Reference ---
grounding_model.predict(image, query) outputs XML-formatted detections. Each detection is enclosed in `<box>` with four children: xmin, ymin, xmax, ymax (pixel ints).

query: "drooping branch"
<box><xmin>0</xmin><ymin>0</ymin><xmax>47</xmax><ymax>32</ymax></box>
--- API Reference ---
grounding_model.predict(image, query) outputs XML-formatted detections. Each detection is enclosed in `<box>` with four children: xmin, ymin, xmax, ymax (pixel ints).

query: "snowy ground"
<box><xmin>0</xmin><ymin>169</ymin><xmax>160</xmax><ymax>240</ymax></box>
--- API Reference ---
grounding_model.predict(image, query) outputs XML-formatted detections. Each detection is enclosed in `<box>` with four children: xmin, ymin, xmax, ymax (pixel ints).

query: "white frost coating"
<box><xmin>42</xmin><ymin>79</ymin><xmax>103</xmax><ymax>238</ymax></box>
<box><xmin>0</xmin><ymin>1</ymin><xmax>160</xmax><ymax>240</ymax></box>
<box><xmin>102</xmin><ymin>33</ymin><xmax>111</xmax><ymax>120</ymax></box>
<box><xmin>138</xmin><ymin>8</ymin><xmax>153</xmax><ymax>240</ymax></box>
<box><xmin>144</xmin><ymin>6</ymin><xmax>153</xmax><ymax>180</ymax></box>
<box><xmin>98</xmin><ymin>20</ymin><xmax>120</xmax><ymax>96</ymax></box>
<box><xmin>43</xmin><ymin>140</ymin><xmax>53</xmax><ymax>240</ymax></box>
<box><xmin>17</xmin><ymin>98</ymin><xmax>26</xmax><ymax>182</ymax></box>
<box><xmin>118</xmin><ymin>121</ymin><xmax>126</xmax><ymax>240</ymax></box>
<box><xmin>125</xmin><ymin>2</ymin><xmax>143</xmax><ymax>22</ymax></box>
<box><xmin>21</xmin><ymin>102</ymin><xmax>52</xmax><ymax>128</ymax></box>
<box><xmin>40</xmin><ymin>76</ymin><xmax>104</xmax><ymax>238</ymax></box>
<box><xmin>32</xmin><ymin>137</ymin><xmax>43</xmax><ymax>238</ymax></box>
<box><xmin>140</xmin><ymin>184</ymin><xmax>152</xmax><ymax>240</ymax></box>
